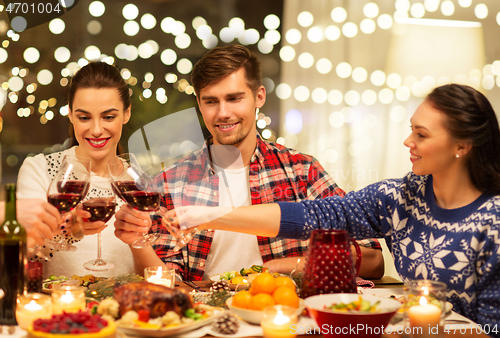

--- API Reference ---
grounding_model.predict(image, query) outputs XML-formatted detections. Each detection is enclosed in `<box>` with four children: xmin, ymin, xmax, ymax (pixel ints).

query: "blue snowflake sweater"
<box><xmin>278</xmin><ymin>172</ymin><xmax>500</xmax><ymax>331</ymax></box>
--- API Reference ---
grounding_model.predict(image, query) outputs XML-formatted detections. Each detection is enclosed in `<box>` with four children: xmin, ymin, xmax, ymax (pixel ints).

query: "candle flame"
<box><xmin>419</xmin><ymin>296</ymin><xmax>428</xmax><ymax>306</ymax></box>
<box><xmin>24</xmin><ymin>300</ymin><xmax>43</xmax><ymax>312</ymax></box>
<box><xmin>60</xmin><ymin>292</ymin><xmax>76</xmax><ymax>304</ymax></box>
<box><xmin>272</xmin><ymin>310</ymin><xmax>291</xmax><ymax>325</ymax></box>
<box><xmin>155</xmin><ymin>267</ymin><xmax>163</xmax><ymax>278</ymax></box>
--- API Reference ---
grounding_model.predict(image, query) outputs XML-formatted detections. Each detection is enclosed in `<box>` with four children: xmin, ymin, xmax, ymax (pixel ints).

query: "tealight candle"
<box><xmin>404</xmin><ymin>280</ymin><xmax>446</xmax><ymax>338</ymax></box>
<box><xmin>261</xmin><ymin>305</ymin><xmax>298</xmax><ymax>338</ymax></box>
<box><xmin>144</xmin><ymin>266</ymin><xmax>175</xmax><ymax>288</ymax></box>
<box><xmin>16</xmin><ymin>293</ymin><xmax>52</xmax><ymax>330</ymax></box>
<box><xmin>51</xmin><ymin>285</ymin><xmax>86</xmax><ymax>314</ymax></box>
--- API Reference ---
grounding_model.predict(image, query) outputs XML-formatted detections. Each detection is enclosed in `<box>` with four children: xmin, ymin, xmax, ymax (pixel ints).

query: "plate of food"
<box><xmin>106</xmin><ymin>281</ymin><xmax>222</xmax><ymax>337</ymax></box>
<box><xmin>42</xmin><ymin>274</ymin><xmax>104</xmax><ymax>294</ymax></box>
<box><xmin>210</xmin><ymin>265</ymin><xmax>280</xmax><ymax>290</ymax></box>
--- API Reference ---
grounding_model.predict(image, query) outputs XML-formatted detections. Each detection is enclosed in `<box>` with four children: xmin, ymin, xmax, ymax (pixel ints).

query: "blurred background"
<box><xmin>1</xmin><ymin>0</ymin><xmax>500</xmax><ymax>194</ymax></box>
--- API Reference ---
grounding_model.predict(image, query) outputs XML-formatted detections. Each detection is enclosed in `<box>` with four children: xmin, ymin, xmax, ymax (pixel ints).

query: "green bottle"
<box><xmin>0</xmin><ymin>184</ymin><xmax>27</xmax><ymax>325</ymax></box>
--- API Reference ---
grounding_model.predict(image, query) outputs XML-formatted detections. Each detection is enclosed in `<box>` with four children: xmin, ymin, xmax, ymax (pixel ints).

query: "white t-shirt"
<box><xmin>17</xmin><ymin>146</ymin><xmax>135</xmax><ymax>278</ymax></box>
<box><xmin>203</xmin><ymin>165</ymin><xmax>263</xmax><ymax>280</ymax></box>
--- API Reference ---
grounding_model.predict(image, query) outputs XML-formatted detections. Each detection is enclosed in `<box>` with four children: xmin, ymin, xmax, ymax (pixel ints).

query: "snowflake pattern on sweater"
<box><xmin>278</xmin><ymin>172</ymin><xmax>500</xmax><ymax>333</ymax></box>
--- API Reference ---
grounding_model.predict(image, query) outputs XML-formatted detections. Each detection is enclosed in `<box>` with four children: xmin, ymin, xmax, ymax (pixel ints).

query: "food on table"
<box><xmin>232</xmin><ymin>273</ymin><xmax>300</xmax><ymax>311</ymax></box>
<box><xmin>42</xmin><ymin>274</ymin><xmax>104</xmax><ymax>290</ymax></box>
<box><xmin>250</xmin><ymin>272</ymin><xmax>276</xmax><ymax>294</ymax></box>
<box><xmin>239</xmin><ymin>265</ymin><xmax>269</xmax><ymax>276</ymax></box>
<box><xmin>230</xmin><ymin>276</ymin><xmax>248</xmax><ymax>285</ymax></box>
<box><xmin>324</xmin><ymin>296</ymin><xmax>381</xmax><ymax>312</ymax></box>
<box><xmin>275</xmin><ymin>276</ymin><xmax>297</xmax><ymax>290</ymax></box>
<box><xmin>113</xmin><ymin>282</ymin><xmax>193</xmax><ymax>318</ymax></box>
<box><xmin>218</xmin><ymin>265</ymin><xmax>272</xmax><ymax>282</ymax></box>
<box><xmin>27</xmin><ymin>311</ymin><xmax>116</xmax><ymax>338</ymax></box>
<box><xmin>85</xmin><ymin>274</ymin><xmax>144</xmax><ymax>301</ymax></box>
<box><xmin>115</xmin><ymin>302</ymin><xmax>217</xmax><ymax>329</ymax></box>
<box><xmin>272</xmin><ymin>286</ymin><xmax>300</xmax><ymax>308</ymax></box>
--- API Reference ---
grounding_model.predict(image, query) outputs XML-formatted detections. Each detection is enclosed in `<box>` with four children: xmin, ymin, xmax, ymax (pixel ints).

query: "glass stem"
<box><xmin>97</xmin><ymin>232</ymin><xmax>102</xmax><ymax>260</ymax></box>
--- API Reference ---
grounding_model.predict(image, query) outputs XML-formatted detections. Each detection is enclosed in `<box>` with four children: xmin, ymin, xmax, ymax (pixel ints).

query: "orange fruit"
<box><xmin>232</xmin><ymin>290</ymin><xmax>252</xmax><ymax>309</ymax></box>
<box><xmin>249</xmin><ymin>293</ymin><xmax>276</xmax><ymax>311</ymax></box>
<box><xmin>230</xmin><ymin>276</ymin><xmax>248</xmax><ymax>285</ymax></box>
<box><xmin>250</xmin><ymin>272</ymin><xmax>276</xmax><ymax>295</ymax></box>
<box><xmin>272</xmin><ymin>286</ymin><xmax>300</xmax><ymax>308</ymax></box>
<box><xmin>275</xmin><ymin>276</ymin><xmax>296</xmax><ymax>290</ymax></box>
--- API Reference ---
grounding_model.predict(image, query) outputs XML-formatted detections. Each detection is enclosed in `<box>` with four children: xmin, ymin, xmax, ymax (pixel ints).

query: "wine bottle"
<box><xmin>0</xmin><ymin>184</ymin><xmax>27</xmax><ymax>326</ymax></box>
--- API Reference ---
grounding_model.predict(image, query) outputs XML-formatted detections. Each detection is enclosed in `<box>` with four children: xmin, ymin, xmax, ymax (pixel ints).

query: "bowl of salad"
<box><xmin>304</xmin><ymin>293</ymin><xmax>401</xmax><ymax>338</ymax></box>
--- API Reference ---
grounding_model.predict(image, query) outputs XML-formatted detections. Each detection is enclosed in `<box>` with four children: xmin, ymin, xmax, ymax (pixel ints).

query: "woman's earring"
<box><xmin>456</xmin><ymin>154</ymin><xmax>459</xmax><ymax>158</ymax></box>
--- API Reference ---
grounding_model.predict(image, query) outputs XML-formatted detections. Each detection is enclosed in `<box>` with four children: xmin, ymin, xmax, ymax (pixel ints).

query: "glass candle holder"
<box><xmin>27</xmin><ymin>262</ymin><xmax>43</xmax><ymax>293</ymax></box>
<box><xmin>404</xmin><ymin>280</ymin><xmax>447</xmax><ymax>338</ymax></box>
<box><xmin>16</xmin><ymin>293</ymin><xmax>52</xmax><ymax>330</ymax></box>
<box><xmin>261</xmin><ymin>305</ymin><xmax>298</xmax><ymax>338</ymax></box>
<box><xmin>50</xmin><ymin>285</ymin><xmax>86</xmax><ymax>314</ymax></box>
<box><xmin>144</xmin><ymin>266</ymin><xmax>175</xmax><ymax>288</ymax></box>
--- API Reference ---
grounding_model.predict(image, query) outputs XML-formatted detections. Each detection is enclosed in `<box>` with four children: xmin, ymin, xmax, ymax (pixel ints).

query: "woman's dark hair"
<box><xmin>426</xmin><ymin>84</ymin><xmax>500</xmax><ymax>195</ymax></box>
<box><xmin>191</xmin><ymin>44</ymin><xmax>262</xmax><ymax>98</ymax></box>
<box><xmin>67</xmin><ymin>62</ymin><xmax>130</xmax><ymax>154</ymax></box>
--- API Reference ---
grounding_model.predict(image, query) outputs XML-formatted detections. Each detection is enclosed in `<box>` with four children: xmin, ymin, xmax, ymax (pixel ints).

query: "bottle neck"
<box><xmin>4</xmin><ymin>185</ymin><xmax>17</xmax><ymax>221</ymax></box>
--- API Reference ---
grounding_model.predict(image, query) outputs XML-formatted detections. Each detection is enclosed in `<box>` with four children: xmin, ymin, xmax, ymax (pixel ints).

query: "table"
<box><xmin>1</xmin><ymin>278</ymin><xmax>490</xmax><ymax>338</ymax></box>
<box><xmin>177</xmin><ymin>279</ymin><xmax>491</xmax><ymax>338</ymax></box>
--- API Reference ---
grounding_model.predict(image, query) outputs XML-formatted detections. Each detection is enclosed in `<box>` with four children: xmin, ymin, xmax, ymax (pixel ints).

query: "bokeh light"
<box><xmin>331</xmin><ymin>7</ymin><xmax>347</xmax><ymax>23</ymax></box>
<box><xmin>297</xmin><ymin>11</ymin><xmax>314</xmax><ymax>27</ymax></box>
<box><xmin>285</xmin><ymin>28</ymin><xmax>301</xmax><ymax>44</ymax></box>
<box><xmin>23</xmin><ymin>47</ymin><xmax>40</xmax><ymax>64</ymax></box>
<box><xmin>122</xmin><ymin>4</ymin><xmax>139</xmax><ymax>20</ymax></box>
<box><xmin>298</xmin><ymin>53</ymin><xmax>314</xmax><ymax>69</ymax></box>
<box><xmin>141</xmin><ymin>14</ymin><xmax>157</xmax><ymax>29</ymax></box>
<box><xmin>89</xmin><ymin>1</ymin><xmax>105</xmax><ymax>17</ymax></box>
<box><xmin>49</xmin><ymin>18</ymin><xmax>65</xmax><ymax>34</ymax></box>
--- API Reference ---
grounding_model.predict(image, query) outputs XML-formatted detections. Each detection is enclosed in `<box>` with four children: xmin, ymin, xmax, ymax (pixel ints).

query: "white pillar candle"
<box><xmin>407</xmin><ymin>296</ymin><xmax>442</xmax><ymax>338</ymax></box>
<box><xmin>16</xmin><ymin>294</ymin><xmax>52</xmax><ymax>330</ymax></box>
<box><xmin>144</xmin><ymin>266</ymin><xmax>175</xmax><ymax>288</ymax></box>
<box><xmin>51</xmin><ymin>285</ymin><xmax>86</xmax><ymax>315</ymax></box>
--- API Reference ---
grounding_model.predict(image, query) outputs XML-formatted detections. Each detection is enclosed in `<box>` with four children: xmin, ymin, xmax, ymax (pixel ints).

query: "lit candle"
<box><xmin>51</xmin><ymin>285</ymin><xmax>86</xmax><ymax>314</ymax></box>
<box><xmin>407</xmin><ymin>296</ymin><xmax>442</xmax><ymax>338</ymax></box>
<box><xmin>261</xmin><ymin>305</ymin><xmax>298</xmax><ymax>338</ymax></box>
<box><xmin>16</xmin><ymin>294</ymin><xmax>52</xmax><ymax>330</ymax></box>
<box><xmin>144</xmin><ymin>266</ymin><xmax>175</xmax><ymax>288</ymax></box>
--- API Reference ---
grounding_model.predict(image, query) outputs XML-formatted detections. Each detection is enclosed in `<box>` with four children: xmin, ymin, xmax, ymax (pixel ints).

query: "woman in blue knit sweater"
<box><xmin>164</xmin><ymin>84</ymin><xmax>500</xmax><ymax>331</ymax></box>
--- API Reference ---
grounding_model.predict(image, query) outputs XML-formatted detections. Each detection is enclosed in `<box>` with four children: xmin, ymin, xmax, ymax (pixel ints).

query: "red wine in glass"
<box><xmin>48</xmin><ymin>193</ymin><xmax>83</xmax><ymax>213</ymax></box>
<box><xmin>46</xmin><ymin>155</ymin><xmax>91</xmax><ymax>252</ymax></box>
<box><xmin>83</xmin><ymin>196</ymin><xmax>116</xmax><ymax>272</ymax></box>
<box><xmin>57</xmin><ymin>180</ymin><xmax>89</xmax><ymax>196</ymax></box>
<box><xmin>82</xmin><ymin>198</ymin><xmax>116</xmax><ymax>223</ymax></box>
<box><xmin>111</xmin><ymin>181</ymin><xmax>137</xmax><ymax>201</ymax></box>
<box><xmin>122</xmin><ymin>191</ymin><xmax>160</xmax><ymax>212</ymax></box>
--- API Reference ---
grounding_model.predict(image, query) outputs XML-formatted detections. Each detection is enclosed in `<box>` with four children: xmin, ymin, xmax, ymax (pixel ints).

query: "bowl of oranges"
<box><xmin>226</xmin><ymin>272</ymin><xmax>305</xmax><ymax>324</ymax></box>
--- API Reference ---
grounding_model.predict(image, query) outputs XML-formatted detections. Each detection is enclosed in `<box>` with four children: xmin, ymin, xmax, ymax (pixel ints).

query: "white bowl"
<box><xmin>226</xmin><ymin>297</ymin><xmax>305</xmax><ymax>324</ymax></box>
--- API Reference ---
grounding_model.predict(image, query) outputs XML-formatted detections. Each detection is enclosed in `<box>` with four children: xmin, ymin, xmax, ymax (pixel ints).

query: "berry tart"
<box><xmin>27</xmin><ymin>311</ymin><xmax>116</xmax><ymax>338</ymax></box>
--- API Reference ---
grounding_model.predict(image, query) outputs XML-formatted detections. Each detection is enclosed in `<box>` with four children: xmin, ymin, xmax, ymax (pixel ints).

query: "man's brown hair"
<box><xmin>191</xmin><ymin>44</ymin><xmax>262</xmax><ymax>97</ymax></box>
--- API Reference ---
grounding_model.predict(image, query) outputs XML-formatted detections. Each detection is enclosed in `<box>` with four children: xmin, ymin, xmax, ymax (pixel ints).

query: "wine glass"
<box><xmin>82</xmin><ymin>178</ymin><xmax>116</xmax><ymax>271</ymax></box>
<box><xmin>108</xmin><ymin>153</ymin><xmax>162</xmax><ymax>249</ymax></box>
<box><xmin>46</xmin><ymin>154</ymin><xmax>91</xmax><ymax>251</ymax></box>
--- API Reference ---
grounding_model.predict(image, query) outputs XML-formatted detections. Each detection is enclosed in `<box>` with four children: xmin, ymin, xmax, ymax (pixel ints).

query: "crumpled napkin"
<box><xmin>356</xmin><ymin>277</ymin><xmax>375</xmax><ymax>288</ymax></box>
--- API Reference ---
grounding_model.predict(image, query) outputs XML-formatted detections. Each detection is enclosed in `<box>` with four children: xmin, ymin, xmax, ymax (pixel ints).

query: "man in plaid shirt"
<box><xmin>114</xmin><ymin>45</ymin><xmax>384</xmax><ymax>280</ymax></box>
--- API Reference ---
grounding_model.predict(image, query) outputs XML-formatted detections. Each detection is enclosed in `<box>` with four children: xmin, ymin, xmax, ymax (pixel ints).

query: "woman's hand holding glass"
<box><xmin>45</xmin><ymin>155</ymin><xmax>91</xmax><ymax>252</ymax></box>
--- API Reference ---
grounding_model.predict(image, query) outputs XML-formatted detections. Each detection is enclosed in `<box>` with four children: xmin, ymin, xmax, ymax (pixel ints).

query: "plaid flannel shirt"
<box><xmin>151</xmin><ymin>134</ymin><xmax>380</xmax><ymax>280</ymax></box>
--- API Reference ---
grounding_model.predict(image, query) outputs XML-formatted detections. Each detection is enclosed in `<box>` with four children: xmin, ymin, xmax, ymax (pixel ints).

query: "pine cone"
<box><xmin>212</xmin><ymin>313</ymin><xmax>239</xmax><ymax>334</ymax></box>
<box><xmin>210</xmin><ymin>280</ymin><xmax>230</xmax><ymax>292</ymax></box>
